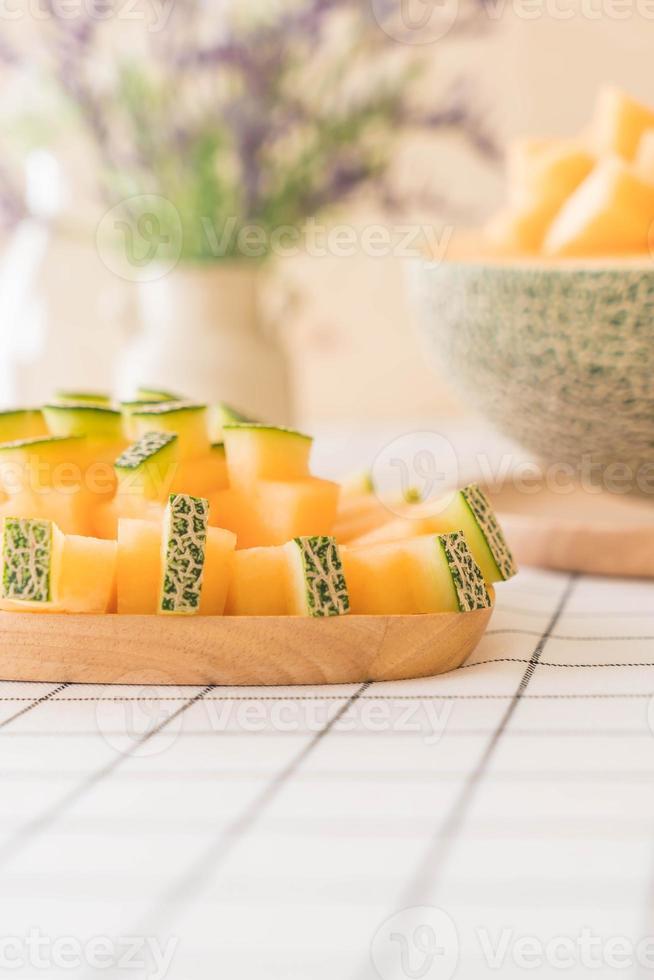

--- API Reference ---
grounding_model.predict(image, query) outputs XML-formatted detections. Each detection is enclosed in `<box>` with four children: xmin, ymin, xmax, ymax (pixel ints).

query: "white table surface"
<box><xmin>0</xmin><ymin>424</ymin><xmax>652</xmax><ymax>979</ymax></box>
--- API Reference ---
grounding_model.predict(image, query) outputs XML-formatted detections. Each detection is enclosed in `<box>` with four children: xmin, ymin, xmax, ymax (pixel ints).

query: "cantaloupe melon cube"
<box><xmin>117</xmin><ymin>518</ymin><xmax>160</xmax><ymax>614</ymax></box>
<box><xmin>0</xmin><ymin>409</ymin><xmax>47</xmax><ymax>442</ymax></box>
<box><xmin>130</xmin><ymin>403</ymin><xmax>209</xmax><ymax>460</ymax></box>
<box><xmin>342</xmin><ymin>532</ymin><xmax>491</xmax><ymax>615</ymax></box>
<box><xmin>590</xmin><ymin>86</ymin><xmax>654</xmax><ymax>161</ymax></box>
<box><xmin>223</xmin><ymin>424</ymin><xmax>312</xmax><ymax>488</ymax></box>
<box><xmin>92</xmin><ymin>495</ymin><xmax>163</xmax><ymax>540</ymax></box>
<box><xmin>117</xmin><ymin>516</ymin><xmax>235</xmax><ymax>615</ymax></box>
<box><xmin>210</xmin><ymin>477</ymin><xmax>339</xmax><ymax>548</ymax></box>
<box><xmin>543</xmin><ymin>158</ymin><xmax>654</xmax><ymax>257</ymax></box>
<box><xmin>635</xmin><ymin>129</ymin><xmax>654</xmax><ymax>182</ymax></box>
<box><xmin>58</xmin><ymin>534</ymin><xmax>117</xmax><ymax>613</ymax></box>
<box><xmin>0</xmin><ymin>487</ymin><xmax>95</xmax><ymax>537</ymax></box>
<box><xmin>224</xmin><ymin>545</ymin><xmax>289</xmax><ymax>615</ymax></box>
<box><xmin>169</xmin><ymin>452</ymin><xmax>228</xmax><ymax>497</ymax></box>
<box><xmin>351</xmin><ymin>484</ymin><xmax>516</xmax><ymax>584</ymax></box>
<box><xmin>488</xmin><ymin>140</ymin><xmax>595</xmax><ymax>254</ymax></box>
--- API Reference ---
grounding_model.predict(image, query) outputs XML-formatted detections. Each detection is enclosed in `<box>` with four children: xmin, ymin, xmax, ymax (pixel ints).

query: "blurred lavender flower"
<box><xmin>18</xmin><ymin>0</ymin><xmax>495</xmax><ymax>258</ymax></box>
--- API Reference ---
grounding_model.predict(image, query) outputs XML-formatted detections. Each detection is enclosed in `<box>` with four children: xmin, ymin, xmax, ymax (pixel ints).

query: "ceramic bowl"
<box><xmin>412</xmin><ymin>258</ymin><xmax>654</xmax><ymax>494</ymax></box>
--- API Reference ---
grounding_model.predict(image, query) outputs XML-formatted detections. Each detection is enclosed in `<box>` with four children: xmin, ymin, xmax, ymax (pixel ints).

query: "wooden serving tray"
<box><xmin>485</xmin><ymin>483</ymin><xmax>654</xmax><ymax>578</ymax></box>
<box><xmin>0</xmin><ymin>606</ymin><xmax>493</xmax><ymax>686</ymax></box>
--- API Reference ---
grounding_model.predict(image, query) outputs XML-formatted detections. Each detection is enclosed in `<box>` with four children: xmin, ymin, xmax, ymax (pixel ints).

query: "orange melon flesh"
<box><xmin>223</xmin><ymin>426</ymin><xmax>312</xmax><ymax>489</ymax></box>
<box><xmin>341</xmin><ymin>537</ymin><xmax>460</xmax><ymax>615</ymax></box>
<box><xmin>224</xmin><ymin>545</ymin><xmax>288</xmax><ymax>615</ymax></box>
<box><xmin>210</xmin><ymin>477</ymin><xmax>339</xmax><ymax>548</ymax></box>
<box><xmin>543</xmin><ymin>158</ymin><xmax>654</xmax><ymax>257</ymax></box>
<box><xmin>487</xmin><ymin>140</ymin><xmax>595</xmax><ymax>254</ymax></box>
<box><xmin>170</xmin><ymin>454</ymin><xmax>229</xmax><ymax>497</ymax></box>
<box><xmin>0</xmin><ymin>487</ymin><xmax>96</xmax><ymax>537</ymax></box>
<box><xmin>93</xmin><ymin>496</ymin><xmax>164</xmax><ymax>540</ymax></box>
<box><xmin>58</xmin><ymin>534</ymin><xmax>117</xmax><ymax>613</ymax></box>
<box><xmin>197</xmin><ymin>527</ymin><xmax>237</xmax><ymax>615</ymax></box>
<box><xmin>591</xmin><ymin>86</ymin><xmax>654</xmax><ymax>161</ymax></box>
<box><xmin>117</xmin><ymin>517</ymin><xmax>236</xmax><ymax>614</ymax></box>
<box><xmin>117</xmin><ymin>518</ymin><xmax>161</xmax><ymax>614</ymax></box>
<box><xmin>635</xmin><ymin>129</ymin><xmax>654</xmax><ymax>182</ymax></box>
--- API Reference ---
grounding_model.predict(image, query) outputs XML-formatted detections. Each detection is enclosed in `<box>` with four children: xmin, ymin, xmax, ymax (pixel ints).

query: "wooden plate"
<box><xmin>485</xmin><ymin>483</ymin><xmax>654</xmax><ymax>578</ymax></box>
<box><xmin>0</xmin><ymin>606</ymin><xmax>493</xmax><ymax>686</ymax></box>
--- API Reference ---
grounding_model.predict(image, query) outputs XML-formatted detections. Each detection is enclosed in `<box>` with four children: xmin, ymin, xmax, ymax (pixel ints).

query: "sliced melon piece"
<box><xmin>284</xmin><ymin>535</ymin><xmax>349</xmax><ymax>617</ymax></box>
<box><xmin>0</xmin><ymin>409</ymin><xmax>48</xmax><ymax>443</ymax></box>
<box><xmin>224</xmin><ymin>546</ymin><xmax>289</xmax><ymax>615</ymax></box>
<box><xmin>170</xmin><ymin>449</ymin><xmax>229</xmax><ymax>497</ymax></box>
<box><xmin>0</xmin><ymin>486</ymin><xmax>96</xmax><ymax>537</ymax></box>
<box><xmin>252</xmin><ymin>478</ymin><xmax>339</xmax><ymax>546</ymax></box>
<box><xmin>159</xmin><ymin>493</ymin><xmax>210</xmax><ymax>615</ymax></box>
<box><xmin>351</xmin><ymin>484</ymin><xmax>516</xmax><ymax>584</ymax></box>
<box><xmin>58</xmin><ymin>534</ymin><xmax>117</xmax><ymax>613</ymax></box>
<box><xmin>0</xmin><ymin>435</ymin><xmax>87</xmax><ymax>496</ymax></box>
<box><xmin>114</xmin><ymin>431</ymin><xmax>179</xmax><ymax>501</ymax></box>
<box><xmin>136</xmin><ymin>387</ymin><xmax>184</xmax><ymax>402</ymax></box>
<box><xmin>543</xmin><ymin>158</ymin><xmax>654</xmax><ymax>257</ymax></box>
<box><xmin>117</xmin><ymin>515</ymin><xmax>234</xmax><ymax>614</ymax></box>
<box><xmin>342</xmin><ymin>532</ymin><xmax>491</xmax><ymax>615</ymax></box>
<box><xmin>590</xmin><ymin>85</ymin><xmax>654</xmax><ymax>161</ymax></box>
<box><xmin>507</xmin><ymin>138</ymin><xmax>594</xmax><ymax>208</ymax></box>
<box><xmin>53</xmin><ymin>391</ymin><xmax>111</xmax><ymax>406</ymax></box>
<box><xmin>195</xmin><ymin>526</ymin><xmax>237</xmax><ymax>615</ymax></box>
<box><xmin>43</xmin><ymin>403</ymin><xmax>123</xmax><ymax>441</ymax></box>
<box><xmin>130</xmin><ymin>403</ymin><xmax>209</xmax><ymax>460</ymax></box>
<box><xmin>0</xmin><ymin>517</ymin><xmax>64</xmax><ymax>610</ymax></box>
<box><xmin>223</xmin><ymin>424</ymin><xmax>312</xmax><ymax>488</ymax></box>
<box><xmin>209</xmin><ymin>477</ymin><xmax>338</xmax><ymax>548</ymax></box>
<box><xmin>207</xmin><ymin>403</ymin><xmax>254</xmax><ymax>443</ymax></box>
<box><xmin>117</xmin><ymin>518</ymin><xmax>161</xmax><ymax>614</ymax></box>
<box><xmin>93</xmin><ymin>495</ymin><xmax>163</xmax><ymax>540</ymax></box>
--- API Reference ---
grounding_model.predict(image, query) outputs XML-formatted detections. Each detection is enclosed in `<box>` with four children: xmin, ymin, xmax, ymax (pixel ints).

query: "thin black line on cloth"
<box><xmin>486</xmin><ymin>629</ymin><xmax>654</xmax><ymax>641</ymax></box>
<box><xmin>0</xmin><ymin>691</ymin><xmax>649</xmax><ymax>702</ymax></box>
<box><xmin>101</xmin><ymin>681</ymin><xmax>372</xmax><ymax>975</ymax></box>
<box><xmin>0</xmin><ymin>685</ymin><xmax>215</xmax><ymax>869</ymax></box>
<box><xmin>0</xmin><ymin>682</ymin><xmax>70</xmax><ymax>729</ymax></box>
<box><xmin>460</xmin><ymin>657</ymin><xmax>654</xmax><ymax>669</ymax></box>
<box><xmin>397</xmin><ymin>572</ymin><xmax>578</xmax><ymax>907</ymax></box>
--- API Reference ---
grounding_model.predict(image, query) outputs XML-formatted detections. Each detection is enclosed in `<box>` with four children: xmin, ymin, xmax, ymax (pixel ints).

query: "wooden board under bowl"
<box><xmin>484</xmin><ymin>483</ymin><xmax>654</xmax><ymax>578</ymax></box>
<box><xmin>0</xmin><ymin>606</ymin><xmax>493</xmax><ymax>686</ymax></box>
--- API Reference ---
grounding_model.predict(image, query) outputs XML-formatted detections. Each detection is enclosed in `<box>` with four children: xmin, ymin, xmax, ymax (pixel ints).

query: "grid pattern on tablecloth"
<box><xmin>0</xmin><ymin>568</ymin><xmax>652</xmax><ymax>979</ymax></box>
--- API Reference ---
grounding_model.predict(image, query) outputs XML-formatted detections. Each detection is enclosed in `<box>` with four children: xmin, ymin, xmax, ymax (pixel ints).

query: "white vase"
<box><xmin>121</xmin><ymin>262</ymin><xmax>293</xmax><ymax>424</ymax></box>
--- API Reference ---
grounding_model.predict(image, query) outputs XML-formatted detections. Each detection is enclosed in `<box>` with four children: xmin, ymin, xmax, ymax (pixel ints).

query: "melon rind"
<box><xmin>130</xmin><ymin>403</ymin><xmax>209</xmax><ymax>460</ymax></box>
<box><xmin>43</xmin><ymin>403</ymin><xmax>123</xmax><ymax>441</ymax></box>
<box><xmin>459</xmin><ymin>484</ymin><xmax>517</xmax><ymax>582</ymax></box>
<box><xmin>114</xmin><ymin>431</ymin><xmax>178</xmax><ymax>501</ymax></box>
<box><xmin>438</xmin><ymin>531</ymin><xmax>491</xmax><ymax>612</ymax></box>
<box><xmin>1</xmin><ymin>517</ymin><xmax>60</xmax><ymax>605</ymax></box>
<box><xmin>136</xmin><ymin>387</ymin><xmax>184</xmax><ymax>402</ymax></box>
<box><xmin>54</xmin><ymin>391</ymin><xmax>111</xmax><ymax>406</ymax></box>
<box><xmin>0</xmin><ymin>409</ymin><xmax>48</xmax><ymax>442</ymax></box>
<box><xmin>159</xmin><ymin>493</ymin><xmax>209</xmax><ymax>615</ymax></box>
<box><xmin>285</xmin><ymin>535</ymin><xmax>349</xmax><ymax>617</ymax></box>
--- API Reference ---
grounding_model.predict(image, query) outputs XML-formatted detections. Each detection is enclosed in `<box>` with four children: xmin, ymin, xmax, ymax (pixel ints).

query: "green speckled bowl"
<box><xmin>412</xmin><ymin>259</ymin><xmax>654</xmax><ymax>493</ymax></box>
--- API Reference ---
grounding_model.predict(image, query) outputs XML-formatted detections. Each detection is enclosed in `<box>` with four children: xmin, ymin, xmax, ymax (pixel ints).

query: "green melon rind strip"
<box><xmin>2</xmin><ymin>517</ymin><xmax>52</xmax><ymax>603</ymax></box>
<box><xmin>224</xmin><ymin>423</ymin><xmax>312</xmax><ymax>442</ymax></box>
<box><xmin>293</xmin><ymin>535</ymin><xmax>349</xmax><ymax>617</ymax></box>
<box><xmin>132</xmin><ymin>402</ymin><xmax>206</xmax><ymax>418</ymax></box>
<box><xmin>439</xmin><ymin>531</ymin><xmax>491</xmax><ymax>612</ymax></box>
<box><xmin>159</xmin><ymin>494</ymin><xmax>209</xmax><ymax>614</ymax></box>
<box><xmin>461</xmin><ymin>484</ymin><xmax>517</xmax><ymax>581</ymax></box>
<box><xmin>115</xmin><ymin>431</ymin><xmax>177</xmax><ymax>471</ymax></box>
